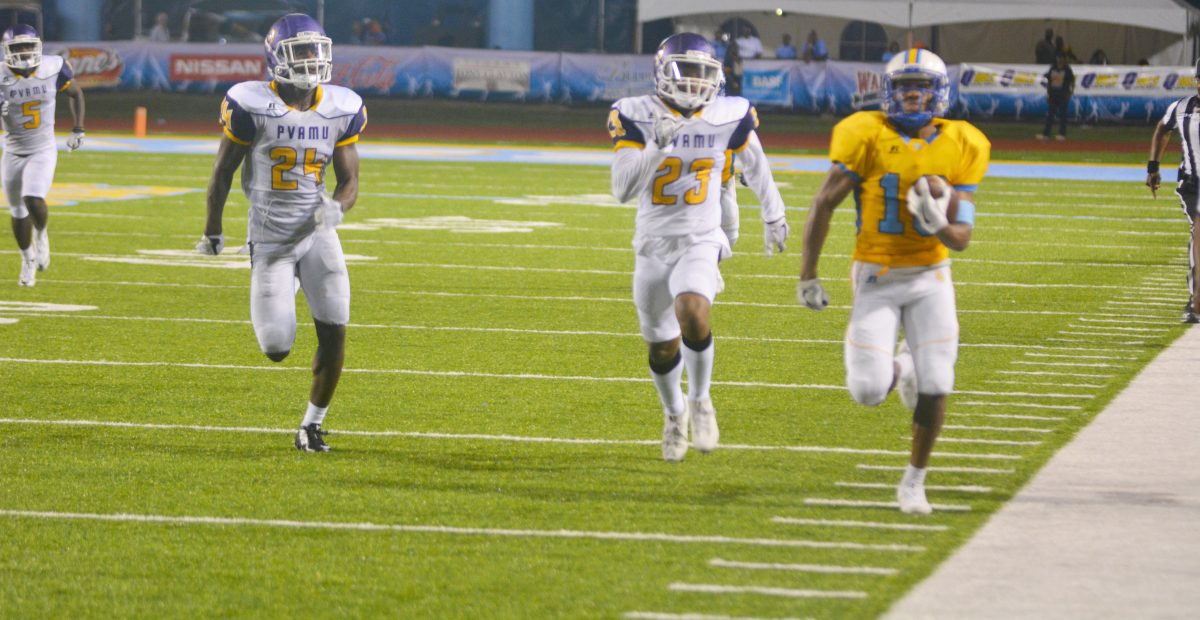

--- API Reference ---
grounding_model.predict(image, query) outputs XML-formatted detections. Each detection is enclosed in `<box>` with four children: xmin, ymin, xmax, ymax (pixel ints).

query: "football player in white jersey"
<box><xmin>198</xmin><ymin>13</ymin><xmax>366</xmax><ymax>452</ymax></box>
<box><xmin>0</xmin><ymin>24</ymin><xmax>86</xmax><ymax>287</ymax></box>
<box><xmin>608</xmin><ymin>32</ymin><xmax>788</xmax><ymax>462</ymax></box>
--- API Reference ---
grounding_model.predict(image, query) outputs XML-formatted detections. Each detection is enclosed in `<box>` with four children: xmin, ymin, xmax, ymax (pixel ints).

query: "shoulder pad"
<box><xmin>836</xmin><ymin>111</ymin><xmax>888</xmax><ymax>135</ymax></box>
<box><xmin>34</xmin><ymin>55</ymin><xmax>65</xmax><ymax>78</ymax></box>
<box><xmin>613</xmin><ymin>95</ymin><xmax>663</xmax><ymax>123</ymax></box>
<box><xmin>316</xmin><ymin>85</ymin><xmax>364</xmax><ymax>118</ymax></box>
<box><xmin>227</xmin><ymin>81</ymin><xmax>287</xmax><ymax>117</ymax></box>
<box><xmin>700</xmin><ymin>96</ymin><xmax>751</xmax><ymax>126</ymax></box>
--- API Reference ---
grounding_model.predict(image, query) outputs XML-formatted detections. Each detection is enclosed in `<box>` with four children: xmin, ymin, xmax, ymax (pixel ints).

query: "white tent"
<box><xmin>638</xmin><ymin>0</ymin><xmax>1193</xmax><ymax>34</ymax></box>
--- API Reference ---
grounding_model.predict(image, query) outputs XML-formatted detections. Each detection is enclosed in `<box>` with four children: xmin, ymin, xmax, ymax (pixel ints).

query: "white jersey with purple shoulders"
<box><xmin>608</xmin><ymin>94</ymin><xmax>758</xmax><ymax>239</ymax></box>
<box><xmin>0</xmin><ymin>55</ymin><xmax>73</xmax><ymax>155</ymax></box>
<box><xmin>220</xmin><ymin>81</ymin><xmax>367</xmax><ymax>246</ymax></box>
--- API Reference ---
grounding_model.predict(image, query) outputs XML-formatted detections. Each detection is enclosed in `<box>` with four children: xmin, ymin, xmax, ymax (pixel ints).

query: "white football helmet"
<box><xmin>655</xmin><ymin>32</ymin><xmax>724</xmax><ymax>111</ymax></box>
<box><xmin>881</xmin><ymin>48</ymin><xmax>950</xmax><ymax>132</ymax></box>
<box><xmin>2</xmin><ymin>24</ymin><xmax>42</xmax><ymax>72</ymax></box>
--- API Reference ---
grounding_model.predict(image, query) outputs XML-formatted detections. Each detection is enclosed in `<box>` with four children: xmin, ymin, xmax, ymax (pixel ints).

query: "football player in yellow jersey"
<box><xmin>797</xmin><ymin>49</ymin><xmax>990</xmax><ymax>514</ymax></box>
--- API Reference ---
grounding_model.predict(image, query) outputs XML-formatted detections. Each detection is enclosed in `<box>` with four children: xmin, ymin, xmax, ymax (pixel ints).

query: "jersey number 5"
<box><xmin>270</xmin><ymin>147</ymin><xmax>325</xmax><ymax>190</ymax></box>
<box><xmin>652</xmin><ymin>157</ymin><xmax>715</xmax><ymax>206</ymax></box>
<box><xmin>20</xmin><ymin>101</ymin><xmax>40</xmax><ymax>130</ymax></box>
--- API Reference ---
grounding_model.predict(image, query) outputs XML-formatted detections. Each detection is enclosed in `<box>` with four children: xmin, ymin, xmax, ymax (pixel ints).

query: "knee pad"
<box><xmin>915</xmin><ymin>342</ymin><xmax>957</xmax><ymax>395</ymax></box>
<box><xmin>9</xmin><ymin>204</ymin><xmax>28</xmax><ymax>219</ymax></box>
<box><xmin>847</xmin><ymin>375</ymin><xmax>889</xmax><ymax>407</ymax></box>
<box><xmin>255</xmin><ymin>324</ymin><xmax>296</xmax><ymax>359</ymax></box>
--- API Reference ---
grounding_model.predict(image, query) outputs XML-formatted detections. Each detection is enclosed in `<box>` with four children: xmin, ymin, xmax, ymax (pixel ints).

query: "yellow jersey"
<box><xmin>829</xmin><ymin>111</ymin><xmax>990</xmax><ymax>267</ymax></box>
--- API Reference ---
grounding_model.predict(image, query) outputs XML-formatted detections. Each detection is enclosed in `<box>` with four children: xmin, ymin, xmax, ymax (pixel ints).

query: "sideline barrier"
<box><xmin>53</xmin><ymin>41</ymin><xmax>1195</xmax><ymax>121</ymax></box>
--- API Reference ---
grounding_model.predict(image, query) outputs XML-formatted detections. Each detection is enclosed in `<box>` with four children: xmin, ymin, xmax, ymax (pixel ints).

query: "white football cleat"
<box><xmin>662</xmin><ymin>408</ymin><xmax>689</xmax><ymax>462</ymax></box>
<box><xmin>34</xmin><ymin>227</ymin><xmax>49</xmax><ymax>271</ymax></box>
<box><xmin>895</xmin><ymin>340</ymin><xmax>918</xmax><ymax>412</ymax></box>
<box><xmin>689</xmin><ymin>398</ymin><xmax>719</xmax><ymax>453</ymax></box>
<box><xmin>897</xmin><ymin>479</ymin><xmax>933</xmax><ymax>515</ymax></box>
<box><xmin>18</xmin><ymin>256</ymin><xmax>35</xmax><ymax>287</ymax></box>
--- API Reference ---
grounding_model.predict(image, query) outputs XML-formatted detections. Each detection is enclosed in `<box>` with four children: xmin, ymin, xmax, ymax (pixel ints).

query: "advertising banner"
<box><xmin>560</xmin><ymin>53</ymin><xmax>654</xmax><ymax>103</ymax></box>
<box><xmin>741</xmin><ymin>62</ymin><xmax>792</xmax><ymax>107</ymax></box>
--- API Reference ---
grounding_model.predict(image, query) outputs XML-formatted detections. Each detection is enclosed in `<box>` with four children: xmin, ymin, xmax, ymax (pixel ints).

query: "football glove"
<box><xmin>797</xmin><ymin>278</ymin><xmax>829</xmax><ymax>311</ymax></box>
<box><xmin>763</xmin><ymin>217</ymin><xmax>788</xmax><ymax>257</ymax></box>
<box><xmin>314</xmin><ymin>193</ymin><xmax>344</xmax><ymax>230</ymax></box>
<box><xmin>652</xmin><ymin>110</ymin><xmax>684</xmax><ymax>149</ymax></box>
<box><xmin>66</xmin><ymin>128</ymin><xmax>85</xmax><ymax>151</ymax></box>
<box><xmin>905</xmin><ymin>177</ymin><xmax>950</xmax><ymax>233</ymax></box>
<box><xmin>195</xmin><ymin>233</ymin><xmax>224</xmax><ymax>255</ymax></box>
<box><xmin>0</xmin><ymin>100</ymin><xmax>8</xmax><ymax>116</ymax></box>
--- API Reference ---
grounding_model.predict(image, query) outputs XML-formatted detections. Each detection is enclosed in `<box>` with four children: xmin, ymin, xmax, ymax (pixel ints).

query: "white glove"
<box><xmin>763</xmin><ymin>217</ymin><xmax>788</xmax><ymax>256</ymax></box>
<box><xmin>66</xmin><ymin>129</ymin><xmax>84</xmax><ymax>151</ymax></box>
<box><xmin>314</xmin><ymin>193</ymin><xmax>344</xmax><ymax>230</ymax></box>
<box><xmin>797</xmin><ymin>278</ymin><xmax>829</xmax><ymax>311</ymax></box>
<box><xmin>720</xmin><ymin>180</ymin><xmax>740</xmax><ymax>247</ymax></box>
<box><xmin>652</xmin><ymin>110</ymin><xmax>684</xmax><ymax>149</ymax></box>
<box><xmin>905</xmin><ymin>176</ymin><xmax>950</xmax><ymax>233</ymax></box>
<box><xmin>195</xmin><ymin>233</ymin><xmax>224</xmax><ymax>255</ymax></box>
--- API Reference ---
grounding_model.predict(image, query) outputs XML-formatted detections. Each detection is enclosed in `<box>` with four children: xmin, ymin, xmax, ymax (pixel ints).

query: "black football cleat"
<box><xmin>1184</xmin><ymin>303</ymin><xmax>1200</xmax><ymax>325</ymax></box>
<box><xmin>294</xmin><ymin>424</ymin><xmax>331</xmax><ymax>452</ymax></box>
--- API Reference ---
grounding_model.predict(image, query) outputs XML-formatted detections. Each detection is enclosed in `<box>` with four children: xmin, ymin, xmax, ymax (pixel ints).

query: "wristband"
<box><xmin>1147</xmin><ymin>160</ymin><xmax>1160</xmax><ymax>174</ymax></box>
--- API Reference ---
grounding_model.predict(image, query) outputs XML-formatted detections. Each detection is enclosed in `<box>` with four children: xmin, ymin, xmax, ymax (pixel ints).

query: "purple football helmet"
<box><xmin>2</xmin><ymin>24</ymin><xmax>41</xmax><ymax>72</ymax></box>
<box><xmin>264</xmin><ymin>13</ymin><xmax>331</xmax><ymax>90</ymax></box>
<box><xmin>655</xmin><ymin>32</ymin><xmax>723</xmax><ymax>111</ymax></box>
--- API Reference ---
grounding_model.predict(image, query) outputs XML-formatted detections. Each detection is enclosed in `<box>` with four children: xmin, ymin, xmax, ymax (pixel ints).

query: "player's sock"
<box><xmin>681</xmin><ymin>333</ymin><xmax>714</xmax><ymax>401</ymax></box>
<box><xmin>301</xmin><ymin>402</ymin><xmax>329</xmax><ymax>428</ymax></box>
<box><xmin>649</xmin><ymin>351</ymin><xmax>685</xmax><ymax>415</ymax></box>
<box><xmin>901</xmin><ymin>464</ymin><xmax>927</xmax><ymax>487</ymax></box>
<box><xmin>18</xmin><ymin>246</ymin><xmax>34</xmax><ymax>261</ymax></box>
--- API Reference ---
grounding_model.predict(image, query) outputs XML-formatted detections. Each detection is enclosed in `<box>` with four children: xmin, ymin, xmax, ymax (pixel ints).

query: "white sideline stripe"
<box><xmin>943</xmin><ymin>424</ymin><xmax>1054</xmax><ymax>434</ymax></box>
<box><xmin>0</xmin><ymin>508</ymin><xmax>916</xmax><ymax>551</ymax></box>
<box><xmin>667</xmin><ymin>583</ymin><xmax>867</xmax><ymax>600</ymax></box>
<box><xmin>1011</xmin><ymin>360</ymin><xmax>1118</xmax><ymax>368</ymax></box>
<box><xmin>926</xmin><ymin>437</ymin><xmax>1042</xmax><ymax>447</ymax></box>
<box><xmin>710</xmin><ymin>557</ymin><xmax>901</xmax><ymax>574</ymax></box>
<box><xmin>856</xmin><ymin>464</ymin><xmax>1014</xmax><ymax>475</ymax></box>
<box><xmin>997</xmin><ymin>370</ymin><xmax>1114</xmax><ymax>379</ymax></box>
<box><xmin>803</xmin><ymin>498</ymin><xmax>972</xmax><ymax>512</ymax></box>
<box><xmin>953</xmin><ymin>413</ymin><xmax>1067</xmax><ymax>422</ymax></box>
<box><xmin>956</xmin><ymin>401</ymin><xmax>1083</xmax><ymax>411</ymax></box>
<box><xmin>835</xmin><ymin>482</ymin><xmax>992</xmax><ymax>494</ymax></box>
<box><xmin>0</xmin><ymin>418</ymin><xmax>1020</xmax><ymax>460</ymax></box>
<box><xmin>984</xmin><ymin>380</ymin><xmax>1104</xmax><ymax>389</ymax></box>
<box><xmin>625</xmin><ymin>612</ymin><xmax>810</xmax><ymax>620</ymax></box>
<box><xmin>770</xmin><ymin>517</ymin><xmax>948</xmax><ymax>532</ymax></box>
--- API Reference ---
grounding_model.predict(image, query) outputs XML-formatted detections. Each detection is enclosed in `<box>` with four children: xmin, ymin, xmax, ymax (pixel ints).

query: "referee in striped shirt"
<box><xmin>1147</xmin><ymin>59</ymin><xmax>1200</xmax><ymax>324</ymax></box>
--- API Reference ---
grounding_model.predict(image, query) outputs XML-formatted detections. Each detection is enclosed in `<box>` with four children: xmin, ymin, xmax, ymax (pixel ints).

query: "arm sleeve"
<box><xmin>608</xmin><ymin>107</ymin><xmax>646</xmax><ymax>149</ymax></box>
<box><xmin>611</xmin><ymin>141</ymin><xmax>669</xmax><ymax>204</ymax></box>
<box><xmin>56</xmin><ymin>61</ymin><xmax>74</xmax><ymax>91</ymax></box>
<box><xmin>729</xmin><ymin>105</ymin><xmax>759</xmax><ymax>152</ymax></box>
<box><xmin>738</xmin><ymin>130</ymin><xmax>786</xmax><ymax>222</ymax></box>
<box><xmin>219</xmin><ymin>95</ymin><xmax>256</xmax><ymax>145</ymax></box>
<box><xmin>1162</xmin><ymin>99</ymin><xmax>1181</xmax><ymax>131</ymax></box>
<box><xmin>337</xmin><ymin>104</ymin><xmax>368</xmax><ymax>146</ymax></box>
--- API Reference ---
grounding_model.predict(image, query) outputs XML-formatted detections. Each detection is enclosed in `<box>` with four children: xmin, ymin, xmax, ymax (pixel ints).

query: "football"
<box><xmin>922</xmin><ymin>175</ymin><xmax>959</xmax><ymax>223</ymax></box>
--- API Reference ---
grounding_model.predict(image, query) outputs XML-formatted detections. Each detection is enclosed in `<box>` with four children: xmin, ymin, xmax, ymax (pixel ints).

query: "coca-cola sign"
<box><xmin>169</xmin><ymin>54</ymin><xmax>264</xmax><ymax>82</ymax></box>
<box><xmin>332</xmin><ymin>55</ymin><xmax>398</xmax><ymax>94</ymax></box>
<box><xmin>54</xmin><ymin>47</ymin><xmax>123</xmax><ymax>89</ymax></box>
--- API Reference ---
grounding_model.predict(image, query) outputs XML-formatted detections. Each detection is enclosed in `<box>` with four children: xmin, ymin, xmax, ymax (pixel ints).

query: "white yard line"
<box><xmin>625</xmin><ymin>612</ymin><xmax>811</xmax><ymax>620</ymax></box>
<box><xmin>0</xmin><ymin>508</ymin><xmax>916</xmax><ymax>551</ymax></box>
<box><xmin>769</xmin><ymin>517</ymin><xmax>948</xmax><ymax>532</ymax></box>
<box><xmin>835</xmin><ymin>481</ymin><xmax>992</xmax><ymax>494</ymax></box>
<box><xmin>996</xmin><ymin>370</ymin><xmax>1114</xmax><ymax>379</ymax></box>
<box><xmin>943</xmin><ymin>424</ymin><xmax>1054</xmax><ymax>434</ymax></box>
<box><xmin>1023</xmin><ymin>352</ymin><xmax>1120</xmax><ymax>360</ymax></box>
<box><xmin>710</xmin><ymin>557</ymin><xmax>901</xmax><ymax>574</ymax></box>
<box><xmin>856</xmin><ymin>464</ymin><xmax>1014</xmax><ymax>475</ymax></box>
<box><xmin>955</xmin><ymin>401</ymin><xmax>1083</xmax><ymax>411</ymax></box>
<box><xmin>983</xmin><ymin>380</ymin><xmax>1104</xmax><ymax>389</ymax></box>
<box><xmin>952</xmin><ymin>413</ymin><xmax>1067</xmax><ymax>422</ymax></box>
<box><xmin>1058</xmin><ymin>331</ymin><xmax>1158</xmax><ymax>339</ymax></box>
<box><xmin>1066</xmin><ymin>325</ymin><xmax>1170</xmax><ymax>334</ymax></box>
<box><xmin>0</xmin><ymin>418</ymin><xmax>1021</xmax><ymax>460</ymax></box>
<box><xmin>924</xmin><ymin>437</ymin><xmax>1042</xmax><ymax>447</ymax></box>
<box><xmin>1011</xmin><ymin>360</ymin><xmax>1118</xmax><ymax>368</ymax></box>
<box><xmin>667</xmin><ymin>583</ymin><xmax>867</xmax><ymax>600</ymax></box>
<box><xmin>803</xmin><ymin>498</ymin><xmax>972</xmax><ymax>512</ymax></box>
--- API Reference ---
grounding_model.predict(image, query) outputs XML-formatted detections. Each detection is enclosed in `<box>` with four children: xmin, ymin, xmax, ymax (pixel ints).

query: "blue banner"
<box><xmin>741</xmin><ymin>62</ymin><xmax>792</xmax><ymax>107</ymax></box>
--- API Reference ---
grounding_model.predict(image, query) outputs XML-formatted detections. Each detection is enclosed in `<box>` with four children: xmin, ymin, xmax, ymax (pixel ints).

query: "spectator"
<box><xmin>1087</xmin><ymin>48</ymin><xmax>1109</xmax><ymax>65</ymax></box>
<box><xmin>776</xmin><ymin>34</ymin><xmax>797</xmax><ymax>59</ymax></box>
<box><xmin>364</xmin><ymin>18</ymin><xmax>387</xmax><ymax>45</ymax></box>
<box><xmin>1035</xmin><ymin>28</ymin><xmax>1055</xmax><ymax>64</ymax></box>
<box><xmin>881</xmin><ymin>40</ymin><xmax>900</xmax><ymax>62</ymax></box>
<box><xmin>1038</xmin><ymin>52</ymin><xmax>1075</xmax><ymax>141</ymax></box>
<box><xmin>712</xmin><ymin>33</ymin><xmax>728</xmax><ymax>64</ymax></box>
<box><xmin>1138</xmin><ymin>58</ymin><xmax>1151</xmax><ymax>66</ymax></box>
<box><xmin>736</xmin><ymin>26</ymin><xmax>763</xmax><ymax>59</ymax></box>
<box><xmin>148</xmin><ymin>12</ymin><xmax>170</xmax><ymax>42</ymax></box>
<box><xmin>1054</xmin><ymin>35</ymin><xmax>1078</xmax><ymax>63</ymax></box>
<box><xmin>802</xmin><ymin>30</ymin><xmax>828</xmax><ymax>62</ymax></box>
<box><xmin>347</xmin><ymin>19</ymin><xmax>364</xmax><ymax>45</ymax></box>
<box><xmin>723</xmin><ymin>39</ymin><xmax>743</xmax><ymax>96</ymax></box>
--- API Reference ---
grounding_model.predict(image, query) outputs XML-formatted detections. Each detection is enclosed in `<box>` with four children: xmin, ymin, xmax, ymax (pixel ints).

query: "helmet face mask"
<box><xmin>2</xmin><ymin>25</ymin><xmax>42</xmax><ymax>72</ymax></box>
<box><xmin>881</xmin><ymin>49</ymin><xmax>949</xmax><ymax>132</ymax></box>
<box><xmin>655</xmin><ymin>33</ymin><xmax>723</xmax><ymax>111</ymax></box>
<box><xmin>265</xmin><ymin>14</ymin><xmax>332</xmax><ymax>91</ymax></box>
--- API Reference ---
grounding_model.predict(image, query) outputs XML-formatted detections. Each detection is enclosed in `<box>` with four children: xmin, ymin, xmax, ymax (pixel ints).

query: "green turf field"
<box><xmin>0</xmin><ymin>149</ymin><xmax>1190</xmax><ymax>618</ymax></box>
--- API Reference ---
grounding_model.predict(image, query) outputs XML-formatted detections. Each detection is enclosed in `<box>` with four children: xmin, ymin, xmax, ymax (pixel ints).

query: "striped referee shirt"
<box><xmin>1162</xmin><ymin>95</ymin><xmax>1200</xmax><ymax>185</ymax></box>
